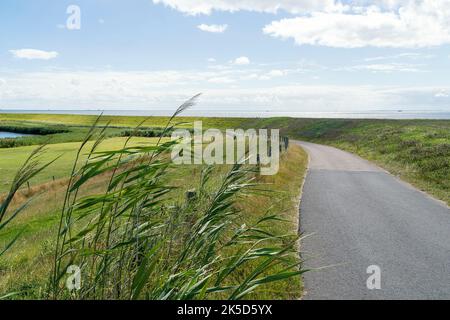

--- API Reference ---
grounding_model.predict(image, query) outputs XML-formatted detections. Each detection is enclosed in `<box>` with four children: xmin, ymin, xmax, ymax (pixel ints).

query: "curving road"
<box><xmin>297</xmin><ymin>141</ymin><xmax>450</xmax><ymax>300</ymax></box>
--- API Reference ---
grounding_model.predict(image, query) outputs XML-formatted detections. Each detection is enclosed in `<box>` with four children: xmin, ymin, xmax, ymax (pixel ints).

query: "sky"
<box><xmin>0</xmin><ymin>0</ymin><xmax>450</xmax><ymax>113</ymax></box>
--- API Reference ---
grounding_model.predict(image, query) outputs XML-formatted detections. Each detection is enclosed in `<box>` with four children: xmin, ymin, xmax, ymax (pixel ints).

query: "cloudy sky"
<box><xmin>1</xmin><ymin>0</ymin><xmax>450</xmax><ymax>112</ymax></box>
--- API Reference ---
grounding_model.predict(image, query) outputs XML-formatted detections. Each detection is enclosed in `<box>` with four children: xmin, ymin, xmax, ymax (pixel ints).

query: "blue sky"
<box><xmin>1</xmin><ymin>0</ymin><xmax>450</xmax><ymax>112</ymax></box>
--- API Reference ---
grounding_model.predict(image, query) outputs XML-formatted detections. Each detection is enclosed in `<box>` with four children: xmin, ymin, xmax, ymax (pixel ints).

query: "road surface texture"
<box><xmin>297</xmin><ymin>141</ymin><xmax>450</xmax><ymax>300</ymax></box>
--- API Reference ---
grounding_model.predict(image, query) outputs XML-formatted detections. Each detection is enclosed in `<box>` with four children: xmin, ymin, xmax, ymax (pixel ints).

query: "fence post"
<box><xmin>186</xmin><ymin>189</ymin><xmax>197</xmax><ymax>201</ymax></box>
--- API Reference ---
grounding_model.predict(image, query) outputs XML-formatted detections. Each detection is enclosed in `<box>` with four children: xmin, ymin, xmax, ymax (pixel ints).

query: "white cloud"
<box><xmin>263</xmin><ymin>0</ymin><xmax>450</xmax><ymax>48</ymax></box>
<box><xmin>208</xmin><ymin>76</ymin><xmax>235</xmax><ymax>83</ymax></box>
<box><xmin>233</xmin><ymin>56</ymin><xmax>250</xmax><ymax>65</ymax></box>
<box><xmin>435</xmin><ymin>90</ymin><xmax>449</xmax><ymax>98</ymax></box>
<box><xmin>341</xmin><ymin>63</ymin><xmax>424</xmax><ymax>73</ymax></box>
<box><xmin>197</xmin><ymin>24</ymin><xmax>228</xmax><ymax>33</ymax></box>
<box><xmin>267</xmin><ymin>69</ymin><xmax>284</xmax><ymax>77</ymax></box>
<box><xmin>258</xmin><ymin>69</ymin><xmax>285</xmax><ymax>80</ymax></box>
<box><xmin>70</xmin><ymin>78</ymin><xmax>81</xmax><ymax>86</ymax></box>
<box><xmin>153</xmin><ymin>1</ymin><xmax>450</xmax><ymax>49</ymax></box>
<box><xmin>1</xmin><ymin>69</ymin><xmax>448</xmax><ymax>111</ymax></box>
<box><xmin>9</xmin><ymin>49</ymin><xmax>59</xmax><ymax>60</ymax></box>
<box><xmin>0</xmin><ymin>79</ymin><xmax>6</xmax><ymax>86</ymax></box>
<box><xmin>152</xmin><ymin>0</ymin><xmax>338</xmax><ymax>15</ymax></box>
<box><xmin>364</xmin><ymin>53</ymin><xmax>435</xmax><ymax>62</ymax></box>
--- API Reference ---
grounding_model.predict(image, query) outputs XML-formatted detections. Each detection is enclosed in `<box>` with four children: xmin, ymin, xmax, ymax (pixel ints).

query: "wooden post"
<box><xmin>186</xmin><ymin>189</ymin><xmax>197</xmax><ymax>201</ymax></box>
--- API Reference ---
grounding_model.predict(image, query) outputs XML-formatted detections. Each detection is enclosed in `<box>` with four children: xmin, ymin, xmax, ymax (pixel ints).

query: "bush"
<box><xmin>0</xmin><ymin>124</ymin><xmax>70</xmax><ymax>149</ymax></box>
<box><xmin>120</xmin><ymin>127</ymin><xmax>194</xmax><ymax>138</ymax></box>
<box><xmin>120</xmin><ymin>127</ymin><xmax>170</xmax><ymax>138</ymax></box>
<box><xmin>0</xmin><ymin>125</ymin><xmax>68</xmax><ymax>136</ymax></box>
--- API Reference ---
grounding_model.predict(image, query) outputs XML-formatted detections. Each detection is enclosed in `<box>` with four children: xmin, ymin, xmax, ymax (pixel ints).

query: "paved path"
<box><xmin>297</xmin><ymin>141</ymin><xmax>450</xmax><ymax>300</ymax></box>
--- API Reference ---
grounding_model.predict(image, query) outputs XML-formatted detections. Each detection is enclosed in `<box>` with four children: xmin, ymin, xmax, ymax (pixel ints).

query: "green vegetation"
<box><xmin>0</xmin><ymin>137</ymin><xmax>160</xmax><ymax>193</ymax></box>
<box><xmin>0</xmin><ymin>120</ymin><xmax>127</xmax><ymax>149</ymax></box>
<box><xmin>120</xmin><ymin>127</ymin><xmax>193</xmax><ymax>138</ymax></box>
<box><xmin>0</xmin><ymin>111</ymin><xmax>308</xmax><ymax>300</ymax></box>
<box><xmin>0</xmin><ymin>113</ymin><xmax>249</xmax><ymax>129</ymax></box>
<box><xmin>0</xmin><ymin>115</ymin><xmax>256</xmax><ymax>193</ymax></box>
<box><xmin>2</xmin><ymin>110</ymin><xmax>448</xmax><ymax>300</ymax></box>
<box><xmin>0</xmin><ymin>124</ymin><xmax>68</xmax><ymax>136</ymax></box>
<box><xmin>253</xmin><ymin>118</ymin><xmax>450</xmax><ymax>205</ymax></box>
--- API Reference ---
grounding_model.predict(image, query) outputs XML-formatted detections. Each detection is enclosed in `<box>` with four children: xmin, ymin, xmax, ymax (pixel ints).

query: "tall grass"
<box><xmin>1</xmin><ymin>96</ymin><xmax>305</xmax><ymax>300</ymax></box>
<box><xmin>0</xmin><ymin>145</ymin><xmax>58</xmax><ymax>299</ymax></box>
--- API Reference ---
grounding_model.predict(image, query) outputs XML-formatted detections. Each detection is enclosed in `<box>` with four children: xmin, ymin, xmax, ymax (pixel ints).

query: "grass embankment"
<box><xmin>253</xmin><ymin>118</ymin><xmax>450</xmax><ymax>205</ymax></box>
<box><xmin>0</xmin><ymin>128</ymin><xmax>308</xmax><ymax>299</ymax></box>
<box><xmin>238</xmin><ymin>145</ymin><xmax>308</xmax><ymax>299</ymax></box>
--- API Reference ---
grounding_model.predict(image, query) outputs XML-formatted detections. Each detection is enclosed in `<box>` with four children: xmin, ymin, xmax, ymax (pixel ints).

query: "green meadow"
<box><xmin>0</xmin><ymin>137</ymin><xmax>160</xmax><ymax>193</ymax></box>
<box><xmin>0</xmin><ymin>113</ymin><xmax>249</xmax><ymax>129</ymax></box>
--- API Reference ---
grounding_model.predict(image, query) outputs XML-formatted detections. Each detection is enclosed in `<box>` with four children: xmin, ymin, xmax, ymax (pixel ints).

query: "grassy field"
<box><xmin>0</xmin><ymin>112</ymin><xmax>252</xmax><ymax>151</ymax></box>
<box><xmin>0</xmin><ymin>120</ymin><xmax>128</xmax><ymax>149</ymax></box>
<box><xmin>0</xmin><ymin>137</ymin><xmax>162</xmax><ymax>193</ymax></box>
<box><xmin>0</xmin><ymin>114</ymin><xmax>308</xmax><ymax>300</ymax></box>
<box><xmin>0</xmin><ymin>113</ymin><xmax>249</xmax><ymax>129</ymax></box>
<box><xmin>253</xmin><ymin>118</ymin><xmax>450</xmax><ymax>205</ymax></box>
<box><xmin>0</xmin><ymin>113</ymin><xmax>252</xmax><ymax>192</ymax></box>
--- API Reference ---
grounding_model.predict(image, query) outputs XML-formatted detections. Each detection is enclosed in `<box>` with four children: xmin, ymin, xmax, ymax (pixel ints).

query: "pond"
<box><xmin>0</xmin><ymin>131</ymin><xmax>33</xmax><ymax>139</ymax></box>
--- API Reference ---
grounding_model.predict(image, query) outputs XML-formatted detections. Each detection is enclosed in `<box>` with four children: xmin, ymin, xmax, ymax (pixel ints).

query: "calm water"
<box><xmin>1</xmin><ymin>109</ymin><xmax>450</xmax><ymax>119</ymax></box>
<box><xmin>0</xmin><ymin>131</ymin><xmax>32</xmax><ymax>139</ymax></box>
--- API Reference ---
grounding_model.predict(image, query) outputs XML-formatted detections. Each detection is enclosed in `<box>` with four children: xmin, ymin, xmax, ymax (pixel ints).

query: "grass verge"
<box><xmin>252</xmin><ymin>118</ymin><xmax>450</xmax><ymax>205</ymax></box>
